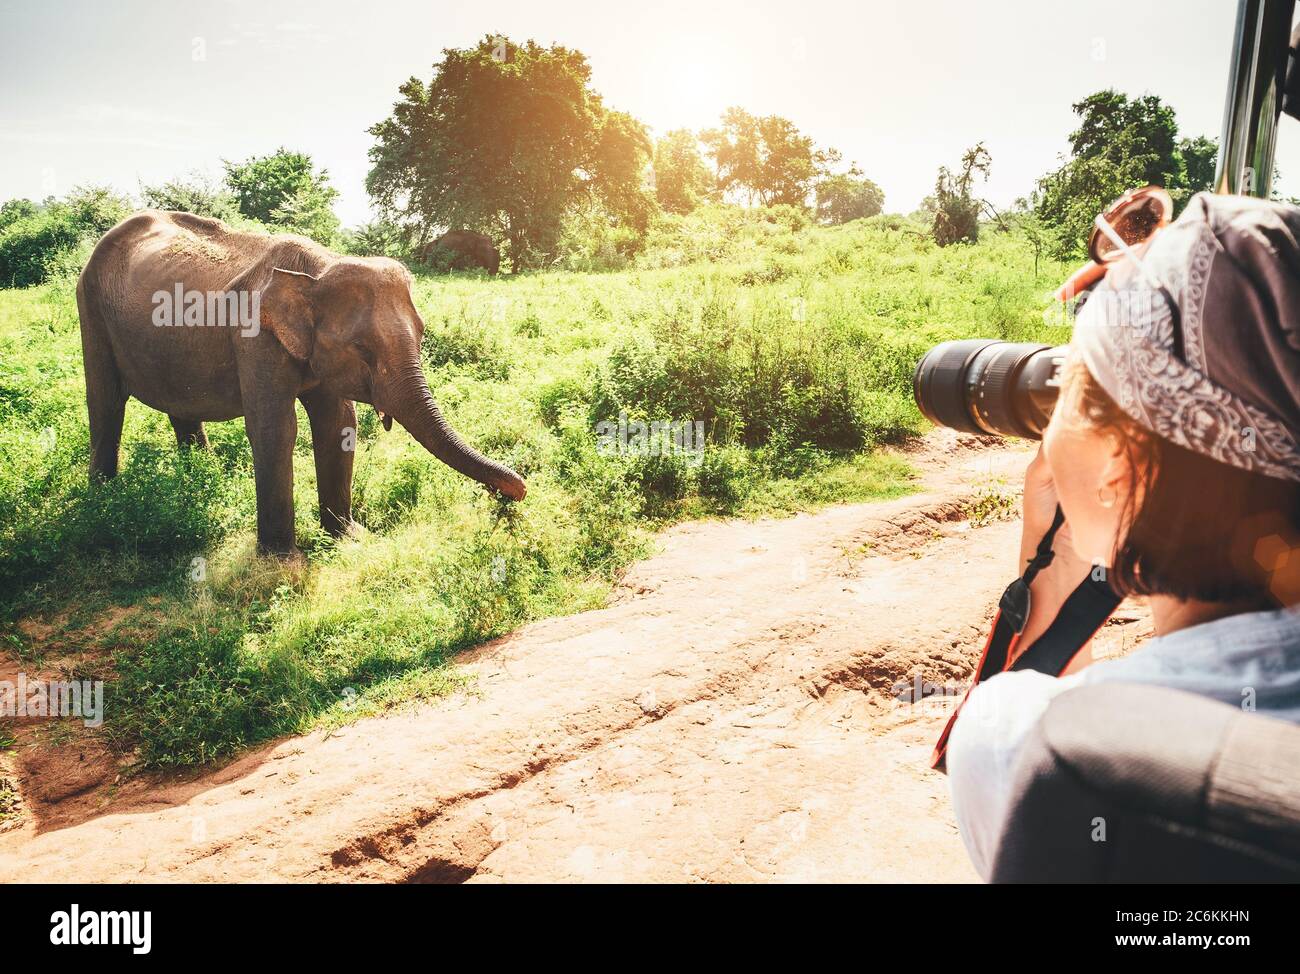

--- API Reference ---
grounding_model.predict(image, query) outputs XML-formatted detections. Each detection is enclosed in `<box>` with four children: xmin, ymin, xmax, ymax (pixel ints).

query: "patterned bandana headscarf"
<box><xmin>1072</xmin><ymin>192</ymin><xmax>1300</xmax><ymax>482</ymax></box>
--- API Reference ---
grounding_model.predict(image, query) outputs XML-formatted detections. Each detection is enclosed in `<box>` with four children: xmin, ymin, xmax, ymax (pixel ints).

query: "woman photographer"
<box><xmin>947</xmin><ymin>192</ymin><xmax>1300</xmax><ymax>879</ymax></box>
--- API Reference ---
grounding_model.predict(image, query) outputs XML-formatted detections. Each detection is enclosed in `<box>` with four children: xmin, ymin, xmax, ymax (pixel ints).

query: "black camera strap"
<box><xmin>930</xmin><ymin>506</ymin><xmax>1122</xmax><ymax>771</ymax></box>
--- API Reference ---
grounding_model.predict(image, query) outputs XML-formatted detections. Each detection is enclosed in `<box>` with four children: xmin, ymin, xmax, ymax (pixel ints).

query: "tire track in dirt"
<box><xmin>1</xmin><ymin>431</ymin><xmax>1084</xmax><ymax>883</ymax></box>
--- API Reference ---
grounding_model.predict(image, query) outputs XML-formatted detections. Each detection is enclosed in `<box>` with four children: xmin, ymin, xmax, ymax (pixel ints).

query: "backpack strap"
<box><xmin>930</xmin><ymin>507</ymin><xmax>1121</xmax><ymax>771</ymax></box>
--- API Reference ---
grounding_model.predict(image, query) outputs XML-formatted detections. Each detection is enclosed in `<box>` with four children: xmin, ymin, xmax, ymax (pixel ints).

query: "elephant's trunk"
<box><xmin>385</xmin><ymin>360</ymin><xmax>526</xmax><ymax>501</ymax></box>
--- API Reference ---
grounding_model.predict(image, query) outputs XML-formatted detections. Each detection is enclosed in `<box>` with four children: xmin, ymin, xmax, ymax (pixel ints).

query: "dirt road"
<box><xmin>0</xmin><ymin>431</ymin><xmax>1152</xmax><ymax>882</ymax></box>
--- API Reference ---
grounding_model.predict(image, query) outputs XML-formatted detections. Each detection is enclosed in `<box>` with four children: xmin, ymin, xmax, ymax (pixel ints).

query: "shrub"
<box><xmin>0</xmin><ymin>210</ymin><xmax>83</xmax><ymax>287</ymax></box>
<box><xmin>0</xmin><ymin>199</ymin><xmax>38</xmax><ymax>231</ymax></box>
<box><xmin>0</xmin><ymin>186</ymin><xmax>132</xmax><ymax>287</ymax></box>
<box><xmin>557</xmin><ymin>205</ymin><xmax>647</xmax><ymax>272</ymax></box>
<box><xmin>0</xmin><ymin>438</ymin><xmax>244</xmax><ymax>604</ymax></box>
<box><xmin>588</xmin><ymin>279</ymin><xmax>921</xmax><ymax>461</ymax></box>
<box><xmin>536</xmin><ymin>375</ymin><xmax>592</xmax><ymax>429</ymax></box>
<box><xmin>552</xmin><ymin>417</ymin><xmax>645</xmax><ymax>573</ymax></box>
<box><xmin>341</xmin><ymin>219</ymin><xmax>416</xmax><ymax>260</ymax></box>
<box><xmin>421</xmin><ymin>313</ymin><xmax>511</xmax><ymax>380</ymax></box>
<box><xmin>697</xmin><ymin>445</ymin><xmax>753</xmax><ymax>506</ymax></box>
<box><xmin>140</xmin><ymin>173</ymin><xmax>239</xmax><ymax>221</ymax></box>
<box><xmin>627</xmin><ymin>451</ymin><xmax>694</xmax><ymax>509</ymax></box>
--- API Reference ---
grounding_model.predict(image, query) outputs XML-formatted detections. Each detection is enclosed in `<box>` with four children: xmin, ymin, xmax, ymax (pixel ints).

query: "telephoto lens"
<box><xmin>912</xmin><ymin>340</ymin><xmax>1068</xmax><ymax>440</ymax></box>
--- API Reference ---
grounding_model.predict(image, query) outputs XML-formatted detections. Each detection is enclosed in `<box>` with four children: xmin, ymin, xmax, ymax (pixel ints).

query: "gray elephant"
<box><xmin>77</xmin><ymin>210</ymin><xmax>526</xmax><ymax>557</ymax></box>
<box><xmin>423</xmin><ymin>229</ymin><xmax>501</xmax><ymax>275</ymax></box>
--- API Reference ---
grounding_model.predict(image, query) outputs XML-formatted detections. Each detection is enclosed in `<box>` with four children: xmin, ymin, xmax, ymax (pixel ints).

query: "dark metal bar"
<box><xmin>1215</xmin><ymin>0</ymin><xmax>1296</xmax><ymax>197</ymax></box>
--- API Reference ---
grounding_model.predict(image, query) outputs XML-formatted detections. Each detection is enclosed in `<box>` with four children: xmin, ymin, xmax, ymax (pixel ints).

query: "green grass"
<box><xmin>0</xmin><ymin>207</ymin><xmax>1071</xmax><ymax>770</ymax></box>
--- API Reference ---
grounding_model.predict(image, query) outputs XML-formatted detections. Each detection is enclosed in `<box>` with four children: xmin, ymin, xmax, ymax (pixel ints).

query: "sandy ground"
<box><xmin>0</xmin><ymin>430</ymin><xmax>1154</xmax><ymax>883</ymax></box>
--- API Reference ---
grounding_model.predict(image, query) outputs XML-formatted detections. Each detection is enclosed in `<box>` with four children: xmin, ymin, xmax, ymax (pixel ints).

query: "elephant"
<box><xmin>423</xmin><ymin>229</ymin><xmax>500</xmax><ymax>275</ymax></box>
<box><xmin>76</xmin><ymin>210</ymin><xmax>526</xmax><ymax>557</ymax></box>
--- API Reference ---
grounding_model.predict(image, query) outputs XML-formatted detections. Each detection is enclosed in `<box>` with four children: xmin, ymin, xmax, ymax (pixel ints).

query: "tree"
<box><xmin>223</xmin><ymin>148</ymin><xmax>341</xmax><ymax>245</ymax></box>
<box><xmin>1178</xmin><ymin>135</ymin><xmax>1218</xmax><ymax>195</ymax></box>
<box><xmin>366</xmin><ymin>36</ymin><xmax>655</xmax><ymax>270</ymax></box>
<box><xmin>652</xmin><ymin>129</ymin><xmax>713</xmax><ymax>214</ymax></box>
<box><xmin>1035</xmin><ymin>90</ymin><xmax>1216</xmax><ymax>257</ymax></box>
<box><xmin>0</xmin><ymin>199</ymin><xmax>38</xmax><ymax>232</ymax></box>
<box><xmin>1035</xmin><ymin>149</ymin><xmax>1154</xmax><ymax>259</ymax></box>
<box><xmin>141</xmin><ymin>172</ymin><xmax>238</xmax><ymax>221</ymax></box>
<box><xmin>814</xmin><ymin>167</ymin><xmax>884</xmax><ymax>224</ymax></box>
<box><xmin>932</xmin><ymin>143</ymin><xmax>991</xmax><ymax>246</ymax></box>
<box><xmin>701</xmin><ymin>107</ymin><xmax>838</xmax><ymax>207</ymax></box>
<box><xmin>1064</xmin><ymin>90</ymin><xmax>1180</xmax><ymax>186</ymax></box>
<box><xmin>60</xmin><ymin>185</ymin><xmax>134</xmax><ymax>236</ymax></box>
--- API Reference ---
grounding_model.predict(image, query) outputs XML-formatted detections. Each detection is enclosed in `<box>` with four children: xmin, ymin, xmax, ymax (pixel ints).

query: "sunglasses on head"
<box><xmin>1056</xmin><ymin>185</ymin><xmax>1176</xmax><ymax>303</ymax></box>
<box><xmin>1088</xmin><ymin>185</ymin><xmax>1174</xmax><ymax>264</ymax></box>
<box><xmin>1073</xmin><ymin>184</ymin><xmax>1185</xmax><ymax>361</ymax></box>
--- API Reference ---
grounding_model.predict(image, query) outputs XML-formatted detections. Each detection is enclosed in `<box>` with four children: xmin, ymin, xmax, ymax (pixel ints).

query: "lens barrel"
<box><xmin>912</xmin><ymin>340</ymin><xmax>1066</xmax><ymax>440</ymax></box>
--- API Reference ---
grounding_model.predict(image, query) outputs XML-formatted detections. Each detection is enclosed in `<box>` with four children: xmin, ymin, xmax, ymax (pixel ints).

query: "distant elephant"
<box><xmin>423</xmin><ymin>229</ymin><xmax>500</xmax><ymax>275</ymax></box>
<box><xmin>77</xmin><ymin>210</ymin><xmax>526</xmax><ymax>556</ymax></box>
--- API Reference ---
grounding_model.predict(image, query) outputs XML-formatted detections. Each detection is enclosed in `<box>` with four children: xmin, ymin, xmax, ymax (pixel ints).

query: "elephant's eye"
<box><xmin>352</xmin><ymin>341</ymin><xmax>376</xmax><ymax>367</ymax></box>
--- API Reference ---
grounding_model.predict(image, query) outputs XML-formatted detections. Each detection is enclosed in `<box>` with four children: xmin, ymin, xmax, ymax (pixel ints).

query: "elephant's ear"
<box><xmin>229</xmin><ymin>259</ymin><xmax>319</xmax><ymax>362</ymax></box>
<box><xmin>257</xmin><ymin>267</ymin><xmax>318</xmax><ymax>362</ymax></box>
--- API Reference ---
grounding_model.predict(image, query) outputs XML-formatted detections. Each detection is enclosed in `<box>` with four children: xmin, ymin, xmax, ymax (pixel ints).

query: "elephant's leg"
<box><xmin>79</xmin><ymin>298</ymin><xmax>127</xmax><ymax>482</ymax></box>
<box><xmin>169</xmin><ymin>416</ymin><xmax>209</xmax><ymax>450</ymax></box>
<box><xmin>83</xmin><ymin>353</ymin><xmax>127</xmax><ymax>483</ymax></box>
<box><xmin>243</xmin><ymin>394</ymin><xmax>299</xmax><ymax>556</ymax></box>
<box><xmin>300</xmin><ymin>387</ymin><xmax>356</xmax><ymax>537</ymax></box>
<box><xmin>86</xmin><ymin>383</ymin><xmax>126</xmax><ymax>482</ymax></box>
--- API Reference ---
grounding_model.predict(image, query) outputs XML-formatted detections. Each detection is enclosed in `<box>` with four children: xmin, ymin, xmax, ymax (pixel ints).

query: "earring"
<box><xmin>1098</xmin><ymin>486</ymin><xmax>1117</xmax><ymax>509</ymax></box>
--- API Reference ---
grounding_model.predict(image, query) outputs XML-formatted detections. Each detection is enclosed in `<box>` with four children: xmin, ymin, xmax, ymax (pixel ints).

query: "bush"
<box><xmin>557</xmin><ymin>205</ymin><xmax>646</xmax><ymax>272</ymax></box>
<box><xmin>536</xmin><ymin>375</ymin><xmax>592</xmax><ymax>429</ymax></box>
<box><xmin>0</xmin><ymin>439</ymin><xmax>244</xmax><ymax>603</ymax></box>
<box><xmin>342</xmin><ymin>219</ymin><xmax>416</xmax><ymax>260</ymax></box>
<box><xmin>0</xmin><ymin>199</ymin><xmax>37</xmax><ymax>231</ymax></box>
<box><xmin>40</xmin><ymin>236</ymin><xmax>96</xmax><ymax>287</ymax></box>
<box><xmin>697</xmin><ymin>445</ymin><xmax>753</xmax><ymax>505</ymax></box>
<box><xmin>421</xmin><ymin>312</ymin><xmax>512</xmax><ymax>380</ymax></box>
<box><xmin>0</xmin><ymin>210</ymin><xmax>83</xmax><ymax>287</ymax></box>
<box><xmin>0</xmin><ymin>186</ymin><xmax>132</xmax><ymax>287</ymax></box>
<box><xmin>627</xmin><ymin>451</ymin><xmax>694</xmax><ymax>509</ymax></box>
<box><xmin>140</xmin><ymin>173</ymin><xmax>239</xmax><ymax>221</ymax></box>
<box><xmin>586</xmin><ymin>278</ymin><xmax>921</xmax><ymax>461</ymax></box>
<box><xmin>552</xmin><ymin>417</ymin><xmax>645</xmax><ymax>573</ymax></box>
<box><xmin>636</xmin><ymin>204</ymin><xmax>809</xmax><ymax>269</ymax></box>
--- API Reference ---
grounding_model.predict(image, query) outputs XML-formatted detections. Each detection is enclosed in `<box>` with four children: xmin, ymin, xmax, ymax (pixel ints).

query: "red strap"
<box><xmin>929</xmin><ymin>611</ymin><xmax>1020</xmax><ymax>769</ymax></box>
<box><xmin>930</xmin><ymin>607</ymin><xmax>1116</xmax><ymax>770</ymax></box>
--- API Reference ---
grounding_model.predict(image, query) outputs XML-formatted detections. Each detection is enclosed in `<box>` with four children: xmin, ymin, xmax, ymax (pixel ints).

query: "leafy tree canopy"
<box><xmin>0</xmin><ymin>185</ymin><xmax>131</xmax><ymax>287</ymax></box>
<box><xmin>653</xmin><ymin>129</ymin><xmax>714</xmax><ymax>215</ymax></box>
<box><xmin>1035</xmin><ymin>90</ymin><xmax>1217</xmax><ymax>257</ymax></box>
<box><xmin>0</xmin><ymin>199</ymin><xmax>38</xmax><ymax>232</ymax></box>
<box><xmin>701</xmin><ymin>107</ymin><xmax>839</xmax><ymax>208</ymax></box>
<box><xmin>366</xmin><ymin>36</ymin><xmax>655</xmax><ymax>270</ymax></box>
<box><xmin>140</xmin><ymin>172</ymin><xmax>239</xmax><ymax>222</ymax></box>
<box><xmin>223</xmin><ymin>148</ymin><xmax>341</xmax><ymax>245</ymax></box>
<box><xmin>815</xmin><ymin>166</ymin><xmax>884</xmax><ymax>225</ymax></box>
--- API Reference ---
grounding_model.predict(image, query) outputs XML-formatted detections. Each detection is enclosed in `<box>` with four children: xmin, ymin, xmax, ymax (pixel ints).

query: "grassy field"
<box><xmin>0</xmin><ymin>207</ymin><xmax>1071</xmax><ymax>770</ymax></box>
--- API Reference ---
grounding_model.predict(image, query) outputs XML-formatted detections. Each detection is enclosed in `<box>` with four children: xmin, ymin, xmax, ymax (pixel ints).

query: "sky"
<box><xmin>2</xmin><ymin>0</ymin><xmax>1298</xmax><ymax>226</ymax></box>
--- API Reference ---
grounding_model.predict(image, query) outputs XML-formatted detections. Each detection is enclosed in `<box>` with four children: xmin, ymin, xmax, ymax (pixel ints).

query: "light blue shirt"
<box><xmin>947</xmin><ymin>607</ymin><xmax>1300</xmax><ymax>880</ymax></box>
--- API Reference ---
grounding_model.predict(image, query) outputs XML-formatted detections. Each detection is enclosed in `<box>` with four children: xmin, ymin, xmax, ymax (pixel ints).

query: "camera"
<box><xmin>912</xmin><ymin>340</ymin><xmax>1067</xmax><ymax>440</ymax></box>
